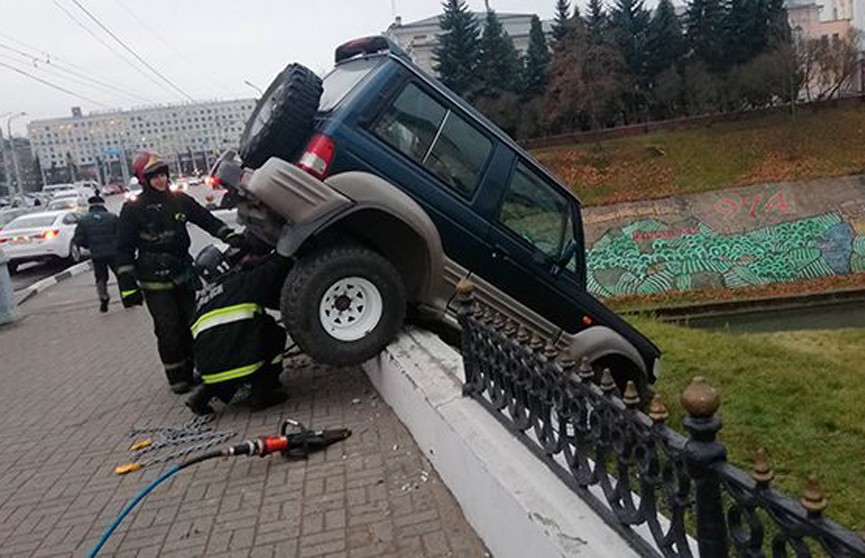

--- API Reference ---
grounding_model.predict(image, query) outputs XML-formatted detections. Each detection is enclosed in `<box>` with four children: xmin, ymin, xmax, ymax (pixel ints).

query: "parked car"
<box><xmin>212</xmin><ymin>36</ymin><xmax>661</xmax><ymax>395</ymax></box>
<box><xmin>125</xmin><ymin>181</ymin><xmax>143</xmax><ymax>202</ymax></box>
<box><xmin>0</xmin><ymin>210</ymin><xmax>88</xmax><ymax>273</ymax></box>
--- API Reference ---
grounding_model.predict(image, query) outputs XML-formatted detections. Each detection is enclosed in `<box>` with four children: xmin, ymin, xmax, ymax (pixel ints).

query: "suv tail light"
<box><xmin>298</xmin><ymin>134</ymin><xmax>336</xmax><ymax>179</ymax></box>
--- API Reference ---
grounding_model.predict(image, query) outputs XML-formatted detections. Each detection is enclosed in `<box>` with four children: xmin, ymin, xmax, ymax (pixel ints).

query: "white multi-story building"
<box><xmin>385</xmin><ymin>13</ymin><xmax>552</xmax><ymax>76</ymax></box>
<box><xmin>27</xmin><ymin>99</ymin><xmax>255</xmax><ymax>181</ymax></box>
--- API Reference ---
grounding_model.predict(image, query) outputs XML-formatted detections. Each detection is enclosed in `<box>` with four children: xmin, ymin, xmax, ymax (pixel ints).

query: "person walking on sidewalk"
<box><xmin>116</xmin><ymin>151</ymin><xmax>244</xmax><ymax>394</ymax></box>
<box><xmin>72</xmin><ymin>195</ymin><xmax>119</xmax><ymax>313</ymax></box>
<box><xmin>185</xmin><ymin>245</ymin><xmax>290</xmax><ymax>416</ymax></box>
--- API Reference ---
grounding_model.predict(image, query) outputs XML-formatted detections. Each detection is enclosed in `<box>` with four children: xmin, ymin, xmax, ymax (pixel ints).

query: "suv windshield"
<box><xmin>320</xmin><ymin>57</ymin><xmax>382</xmax><ymax>112</ymax></box>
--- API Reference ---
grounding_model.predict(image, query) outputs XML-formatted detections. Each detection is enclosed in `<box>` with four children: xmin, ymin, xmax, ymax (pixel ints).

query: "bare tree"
<box><xmin>797</xmin><ymin>28</ymin><xmax>862</xmax><ymax>101</ymax></box>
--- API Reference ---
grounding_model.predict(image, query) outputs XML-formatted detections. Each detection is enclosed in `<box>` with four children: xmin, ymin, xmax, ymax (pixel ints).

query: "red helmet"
<box><xmin>132</xmin><ymin>151</ymin><xmax>169</xmax><ymax>181</ymax></box>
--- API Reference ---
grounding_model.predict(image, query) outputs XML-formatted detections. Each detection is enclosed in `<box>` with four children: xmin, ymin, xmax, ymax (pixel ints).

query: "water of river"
<box><xmin>674</xmin><ymin>300</ymin><xmax>865</xmax><ymax>334</ymax></box>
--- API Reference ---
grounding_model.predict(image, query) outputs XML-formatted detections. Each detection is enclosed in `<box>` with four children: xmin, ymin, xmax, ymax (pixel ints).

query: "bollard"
<box><xmin>0</xmin><ymin>248</ymin><xmax>19</xmax><ymax>324</ymax></box>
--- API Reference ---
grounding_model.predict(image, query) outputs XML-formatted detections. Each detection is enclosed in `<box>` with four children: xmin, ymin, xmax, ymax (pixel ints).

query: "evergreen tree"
<box><xmin>476</xmin><ymin>9</ymin><xmax>522</xmax><ymax>96</ymax></box>
<box><xmin>551</xmin><ymin>0</ymin><xmax>572</xmax><ymax>42</ymax></box>
<box><xmin>433</xmin><ymin>0</ymin><xmax>481</xmax><ymax>96</ymax></box>
<box><xmin>610</xmin><ymin>0</ymin><xmax>652</xmax><ymax>121</ymax></box>
<box><xmin>522</xmin><ymin>15</ymin><xmax>551</xmax><ymax>97</ymax></box>
<box><xmin>722</xmin><ymin>0</ymin><xmax>761</xmax><ymax>68</ymax></box>
<box><xmin>586</xmin><ymin>0</ymin><xmax>608</xmax><ymax>46</ymax></box>
<box><xmin>686</xmin><ymin>0</ymin><xmax>727</xmax><ymax>71</ymax></box>
<box><xmin>647</xmin><ymin>0</ymin><xmax>685</xmax><ymax>77</ymax></box>
<box><xmin>766</xmin><ymin>0</ymin><xmax>792</xmax><ymax>47</ymax></box>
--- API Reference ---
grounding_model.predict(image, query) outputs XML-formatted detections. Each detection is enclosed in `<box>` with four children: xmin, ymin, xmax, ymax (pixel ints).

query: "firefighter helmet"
<box><xmin>195</xmin><ymin>245</ymin><xmax>231</xmax><ymax>283</ymax></box>
<box><xmin>132</xmin><ymin>151</ymin><xmax>169</xmax><ymax>181</ymax></box>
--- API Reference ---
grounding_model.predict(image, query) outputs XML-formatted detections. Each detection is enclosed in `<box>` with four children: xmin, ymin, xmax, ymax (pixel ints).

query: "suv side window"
<box><xmin>498</xmin><ymin>162</ymin><xmax>575</xmax><ymax>264</ymax></box>
<box><xmin>371</xmin><ymin>82</ymin><xmax>492</xmax><ymax>196</ymax></box>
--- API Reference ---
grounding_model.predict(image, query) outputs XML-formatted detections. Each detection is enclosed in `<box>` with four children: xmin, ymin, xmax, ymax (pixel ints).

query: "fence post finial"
<box><xmin>752</xmin><ymin>448</ymin><xmax>774</xmax><ymax>487</ymax></box>
<box><xmin>801</xmin><ymin>475</ymin><xmax>828</xmax><ymax>516</ymax></box>
<box><xmin>649</xmin><ymin>394</ymin><xmax>668</xmax><ymax>424</ymax></box>
<box><xmin>681</xmin><ymin>377</ymin><xmax>728</xmax><ymax>558</ymax></box>
<box><xmin>623</xmin><ymin>381</ymin><xmax>640</xmax><ymax>409</ymax></box>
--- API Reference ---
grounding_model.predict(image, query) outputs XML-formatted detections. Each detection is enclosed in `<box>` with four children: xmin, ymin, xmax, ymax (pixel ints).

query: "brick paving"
<box><xmin>0</xmin><ymin>273</ymin><xmax>488</xmax><ymax>557</ymax></box>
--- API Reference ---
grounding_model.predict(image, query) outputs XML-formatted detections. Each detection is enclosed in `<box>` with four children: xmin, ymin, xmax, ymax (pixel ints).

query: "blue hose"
<box><xmin>88</xmin><ymin>464</ymin><xmax>181</xmax><ymax>557</ymax></box>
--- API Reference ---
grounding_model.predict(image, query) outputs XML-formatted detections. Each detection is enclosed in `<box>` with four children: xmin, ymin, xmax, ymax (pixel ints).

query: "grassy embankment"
<box><xmin>633</xmin><ymin>315</ymin><xmax>865</xmax><ymax>530</ymax></box>
<box><xmin>532</xmin><ymin>102</ymin><xmax>865</xmax><ymax>310</ymax></box>
<box><xmin>528</xmin><ymin>105</ymin><xmax>865</xmax><ymax>528</ymax></box>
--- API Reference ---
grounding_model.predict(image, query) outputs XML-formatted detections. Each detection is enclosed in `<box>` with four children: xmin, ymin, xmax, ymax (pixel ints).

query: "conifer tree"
<box><xmin>551</xmin><ymin>0</ymin><xmax>572</xmax><ymax>42</ymax></box>
<box><xmin>647</xmin><ymin>0</ymin><xmax>685</xmax><ymax>76</ymax></box>
<box><xmin>586</xmin><ymin>0</ymin><xmax>608</xmax><ymax>46</ymax></box>
<box><xmin>686</xmin><ymin>0</ymin><xmax>727</xmax><ymax>71</ymax></box>
<box><xmin>477</xmin><ymin>9</ymin><xmax>522</xmax><ymax>95</ymax></box>
<box><xmin>610</xmin><ymin>0</ymin><xmax>651</xmax><ymax>121</ymax></box>
<box><xmin>522</xmin><ymin>15</ymin><xmax>551</xmax><ymax>96</ymax></box>
<box><xmin>432</xmin><ymin>0</ymin><xmax>481</xmax><ymax>95</ymax></box>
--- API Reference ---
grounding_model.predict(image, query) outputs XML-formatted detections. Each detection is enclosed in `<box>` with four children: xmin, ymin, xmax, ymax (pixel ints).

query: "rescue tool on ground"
<box><xmin>90</xmin><ymin>419</ymin><xmax>351</xmax><ymax>557</ymax></box>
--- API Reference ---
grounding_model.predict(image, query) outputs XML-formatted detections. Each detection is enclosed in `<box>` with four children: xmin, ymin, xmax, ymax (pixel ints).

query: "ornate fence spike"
<box><xmin>751</xmin><ymin>448</ymin><xmax>775</xmax><ymax>487</ymax></box>
<box><xmin>578</xmin><ymin>357</ymin><xmax>595</xmax><ymax>383</ymax></box>
<box><xmin>481</xmin><ymin>308</ymin><xmax>495</xmax><ymax>325</ymax></box>
<box><xmin>801</xmin><ymin>475</ymin><xmax>828</xmax><ymax>516</ymax></box>
<box><xmin>622</xmin><ymin>381</ymin><xmax>640</xmax><ymax>409</ymax></box>
<box><xmin>681</xmin><ymin>376</ymin><xmax>721</xmax><ymax>418</ymax></box>
<box><xmin>492</xmin><ymin>312</ymin><xmax>507</xmax><ymax>331</ymax></box>
<box><xmin>454</xmin><ymin>279</ymin><xmax>475</xmax><ymax>317</ymax></box>
<box><xmin>600</xmin><ymin>368</ymin><xmax>617</xmax><ymax>397</ymax></box>
<box><xmin>648</xmin><ymin>394</ymin><xmax>669</xmax><ymax>424</ymax></box>
<box><xmin>515</xmin><ymin>326</ymin><xmax>530</xmax><ymax>346</ymax></box>
<box><xmin>559</xmin><ymin>354</ymin><xmax>576</xmax><ymax>374</ymax></box>
<box><xmin>529</xmin><ymin>334</ymin><xmax>545</xmax><ymax>354</ymax></box>
<box><xmin>504</xmin><ymin>320</ymin><xmax>518</xmax><ymax>338</ymax></box>
<box><xmin>542</xmin><ymin>342</ymin><xmax>559</xmax><ymax>362</ymax></box>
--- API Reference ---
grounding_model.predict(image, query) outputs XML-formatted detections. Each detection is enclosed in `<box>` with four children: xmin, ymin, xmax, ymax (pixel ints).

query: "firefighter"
<box><xmin>185</xmin><ymin>244</ymin><xmax>291</xmax><ymax>416</ymax></box>
<box><xmin>116</xmin><ymin>151</ymin><xmax>243</xmax><ymax>394</ymax></box>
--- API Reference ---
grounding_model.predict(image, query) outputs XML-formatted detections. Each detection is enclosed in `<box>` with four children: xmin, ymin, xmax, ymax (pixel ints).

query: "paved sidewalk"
<box><xmin>0</xmin><ymin>273</ymin><xmax>488</xmax><ymax>557</ymax></box>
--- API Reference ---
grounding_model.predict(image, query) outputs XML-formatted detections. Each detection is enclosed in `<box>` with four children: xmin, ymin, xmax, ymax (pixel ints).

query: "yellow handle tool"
<box><xmin>114</xmin><ymin>463</ymin><xmax>142</xmax><ymax>475</ymax></box>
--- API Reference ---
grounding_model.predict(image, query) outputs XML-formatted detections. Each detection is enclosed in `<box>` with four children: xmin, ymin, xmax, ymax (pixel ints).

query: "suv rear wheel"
<box><xmin>281</xmin><ymin>245</ymin><xmax>406</xmax><ymax>366</ymax></box>
<box><xmin>239</xmin><ymin>63</ymin><xmax>323</xmax><ymax>169</ymax></box>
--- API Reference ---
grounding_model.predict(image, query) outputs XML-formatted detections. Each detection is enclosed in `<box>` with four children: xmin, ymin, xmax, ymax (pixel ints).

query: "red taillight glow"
<box><xmin>297</xmin><ymin>134</ymin><xmax>336</xmax><ymax>179</ymax></box>
<box><xmin>42</xmin><ymin>229</ymin><xmax>60</xmax><ymax>240</ymax></box>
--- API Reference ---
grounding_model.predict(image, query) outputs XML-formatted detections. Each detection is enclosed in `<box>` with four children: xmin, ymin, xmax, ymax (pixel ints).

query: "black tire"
<box><xmin>239</xmin><ymin>63</ymin><xmax>323</xmax><ymax>169</ymax></box>
<box><xmin>281</xmin><ymin>245</ymin><xmax>406</xmax><ymax>366</ymax></box>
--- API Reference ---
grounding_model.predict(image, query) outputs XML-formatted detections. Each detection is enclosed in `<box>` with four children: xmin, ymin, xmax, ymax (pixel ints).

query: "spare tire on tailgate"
<box><xmin>239</xmin><ymin>63</ymin><xmax>323</xmax><ymax>169</ymax></box>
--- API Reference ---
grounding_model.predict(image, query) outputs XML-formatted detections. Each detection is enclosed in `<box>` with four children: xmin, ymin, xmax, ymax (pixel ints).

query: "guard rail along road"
<box><xmin>453</xmin><ymin>278</ymin><xmax>865</xmax><ymax>558</ymax></box>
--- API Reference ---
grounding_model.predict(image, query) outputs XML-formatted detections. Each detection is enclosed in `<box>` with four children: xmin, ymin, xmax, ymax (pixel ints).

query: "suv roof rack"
<box><xmin>334</xmin><ymin>36</ymin><xmax>410</xmax><ymax>64</ymax></box>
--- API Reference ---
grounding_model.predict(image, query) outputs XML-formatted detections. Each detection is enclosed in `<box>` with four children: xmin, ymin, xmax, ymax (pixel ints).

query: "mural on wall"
<box><xmin>586</xmin><ymin>212</ymin><xmax>865</xmax><ymax>297</ymax></box>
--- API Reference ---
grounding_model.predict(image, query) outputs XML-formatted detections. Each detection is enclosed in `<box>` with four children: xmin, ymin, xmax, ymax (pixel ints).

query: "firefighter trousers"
<box><xmin>143</xmin><ymin>282</ymin><xmax>196</xmax><ymax>386</ymax></box>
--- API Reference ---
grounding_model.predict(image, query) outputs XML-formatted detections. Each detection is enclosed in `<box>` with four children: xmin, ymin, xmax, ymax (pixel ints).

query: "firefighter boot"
<box><xmin>166</xmin><ymin>364</ymin><xmax>195</xmax><ymax>395</ymax></box>
<box><xmin>185</xmin><ymin>386</ymin><xmax>215</xmax><ymax>416</ymax></box>
<box><xmin>248</xmin><ymin>368</ymin><xmax>288</xmax><ymax>412</ymax></box>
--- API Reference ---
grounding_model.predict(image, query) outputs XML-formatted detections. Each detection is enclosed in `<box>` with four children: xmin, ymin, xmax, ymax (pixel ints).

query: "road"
<box><xmin>9</xmin><ymin>184</ymin><xmax>236</xmax><ymax>291</ymax></box>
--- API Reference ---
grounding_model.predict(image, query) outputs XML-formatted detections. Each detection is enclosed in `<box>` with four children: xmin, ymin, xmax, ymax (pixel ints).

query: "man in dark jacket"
<box><xmin>185</xmin><ymin>245</ymin><xmax>291</xmax><ymax>416</ymax></box>
<box><xmin>116</xmin><ymin>151</ymin><xmax>243</xmax><ymax>394</ymax></box>
<box><xmin>72</xmin><ymin>195</ymin><xmax>119</xmax><ymax>312</ymax></box>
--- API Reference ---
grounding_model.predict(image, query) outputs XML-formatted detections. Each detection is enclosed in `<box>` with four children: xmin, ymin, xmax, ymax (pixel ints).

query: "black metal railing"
<box><xmin>454</xmin><ymin>280</ymin><xmax>865</xmax><ymax>558</ymax></box>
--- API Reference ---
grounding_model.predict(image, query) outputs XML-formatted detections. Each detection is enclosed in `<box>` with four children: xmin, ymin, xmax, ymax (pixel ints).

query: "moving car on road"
<box><xmin>0</xmin><ymin>210</ymin><xmax>88</xmax><ymax>273</ymax></box>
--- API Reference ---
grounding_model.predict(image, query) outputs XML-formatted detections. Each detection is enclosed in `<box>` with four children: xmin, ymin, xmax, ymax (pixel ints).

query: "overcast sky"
<box><xmin>0</xmin><ymin>0</ymin><xmax>656</xmax><ymax>136</ymax></box>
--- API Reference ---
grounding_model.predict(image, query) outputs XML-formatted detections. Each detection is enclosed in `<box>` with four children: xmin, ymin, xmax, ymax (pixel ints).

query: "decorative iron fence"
<box><xmin>454</xmin><ymin>280</ymin><xmax>865</xmax><ymax>558</ymax></box>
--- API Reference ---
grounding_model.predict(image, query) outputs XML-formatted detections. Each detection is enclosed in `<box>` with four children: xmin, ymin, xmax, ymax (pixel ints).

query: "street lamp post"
<box><xmin>5</xmin><ymin>112</ymin><xmax>26</xmax><ymax>199</ymax></box>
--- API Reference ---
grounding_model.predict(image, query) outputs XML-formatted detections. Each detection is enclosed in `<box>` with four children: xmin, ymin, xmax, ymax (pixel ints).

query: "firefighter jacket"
<box><xmin>72</xmin><ymin>205</ymin><xmax>118</xmax><ymax>260</ymax></box>
<box><xmin>190</xmin><ymin>254</ymin><xmax>291</xmax><ymax>385</ymax></box>
<box><xmin>115</xmin><ymin>188</ymin><xmax>233</xmax><ymax>297</ymax></box>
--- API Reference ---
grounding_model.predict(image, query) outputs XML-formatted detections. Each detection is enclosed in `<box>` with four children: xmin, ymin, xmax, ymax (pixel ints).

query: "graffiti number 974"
<box><xmin>713</xmin><ymin>191</ymin><xmax>789</xmax><ymax>220</ymax></box>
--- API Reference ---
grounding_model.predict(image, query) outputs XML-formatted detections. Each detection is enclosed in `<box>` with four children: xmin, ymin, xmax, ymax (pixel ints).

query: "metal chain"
<box><xmin>128</xmin><ymin>415</ymin><xmax>236</xmax><ymax>467</ymax></box>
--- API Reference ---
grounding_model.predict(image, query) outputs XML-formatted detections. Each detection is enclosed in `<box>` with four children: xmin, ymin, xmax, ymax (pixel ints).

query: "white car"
<box><xmin>169</xmin><ymin>178</ymin><xmax>189</xmax><ymax>193</ymax></box>
<box><xmin>0</xmin><ymin>210</ymin><xmax>88</xmax><ymax>273</ymax></box>
<box><xmin>125</xmin><ymin>181</ymin><xmax>143</xmax><ymax>202</ymax></box>
<box><xmin>47</xmin><ymin>194</ymin><xmax>89</xmax><ymax>212</ymax></box>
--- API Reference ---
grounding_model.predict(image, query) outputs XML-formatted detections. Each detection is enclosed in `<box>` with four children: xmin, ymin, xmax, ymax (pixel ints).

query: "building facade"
<box><xmin>27</xmin><ymin>98</ymin><xmax>255</xmax><ymax>186</ymax></box>
<box><xmin>384</xmin><ymin>13</ymin><xmax>551</xmax><ymax>76</ymax></box>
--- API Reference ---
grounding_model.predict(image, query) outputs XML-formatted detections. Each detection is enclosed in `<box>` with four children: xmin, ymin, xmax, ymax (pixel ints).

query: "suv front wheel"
<box><xmin>281</xmin><ymin>245</ymin><xmax>406</xmax><ymax>366</ymax></box>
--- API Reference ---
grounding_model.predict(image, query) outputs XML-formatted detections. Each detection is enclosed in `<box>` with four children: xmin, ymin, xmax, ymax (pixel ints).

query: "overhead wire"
<box><xmin>0</xmin><ymin>60</ymin><xmax>110</xmax><ymax>107</ymax></box>
<box><xmin>67</xmin><ymin>0</ymin><xmax>196</xmax><ymax>102</ymax></box>
<box><xmin>51</xmin><ymin>0</ymin><xmax>176</xmax><ymax>99</ymax></box>
<box><xmin>114</xmin><ymin>0</ymin><xmax>221</xmax><ymax>86</ymax></box>
<box><xmin>0</xmin><ymin>42</ymin><xmax>157</xmax><ymax>105</ymax></box>
<box><xmin>0</xmin><ymin>29</ymin><xmax>156</xmax><ymax>103</ymax></box>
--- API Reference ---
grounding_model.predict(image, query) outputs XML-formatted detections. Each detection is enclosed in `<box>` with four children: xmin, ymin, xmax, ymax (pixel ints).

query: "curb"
<box><xmin>363</xmin><ymin>327</ymin><xmax>644</xmax><ymax>558</ymax></box>
<box><xmin>14</xmin><ymin>260</ymin><xmax>93</xmax><ymax>306</ymax></box>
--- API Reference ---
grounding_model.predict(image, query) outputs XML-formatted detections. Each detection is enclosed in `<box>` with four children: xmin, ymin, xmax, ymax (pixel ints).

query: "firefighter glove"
<box><xmin>225</xmin><ymin>232</ymin><xmax>245</xmax><ymax>250</ymax></box>
<box><xmin>121</xmin><ymin>289</ymin><xmax>144</xmax><ymax>308</ymax></box>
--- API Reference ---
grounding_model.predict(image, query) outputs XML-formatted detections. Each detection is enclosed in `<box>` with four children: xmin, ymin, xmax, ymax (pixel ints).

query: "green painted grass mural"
<box><xmin>586</xmin><ymin>212</ymin><xmax>861</xmax><ymax>297</ymax></box>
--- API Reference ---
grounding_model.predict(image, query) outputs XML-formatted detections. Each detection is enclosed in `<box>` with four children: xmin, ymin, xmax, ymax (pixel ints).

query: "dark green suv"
<box><xmin>212</xmin><ymin>36</ymin><xmax>661</xmax><ymax>392</ymax></box>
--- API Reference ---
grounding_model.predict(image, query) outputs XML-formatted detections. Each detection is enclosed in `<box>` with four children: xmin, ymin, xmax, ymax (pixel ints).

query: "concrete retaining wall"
<box><xmin>363</xmin><ymin>327</ymin><xmax>641</xmax><ymax>558</ymax></box>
